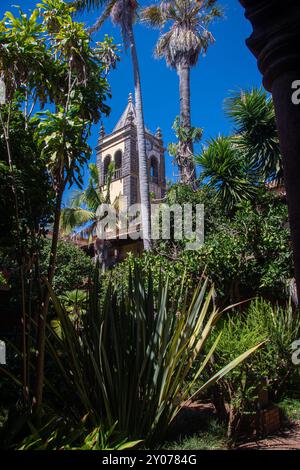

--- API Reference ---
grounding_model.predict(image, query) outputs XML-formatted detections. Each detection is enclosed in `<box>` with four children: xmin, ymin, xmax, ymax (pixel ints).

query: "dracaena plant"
<box><xmin>0</xmin><ymin>7</ymin><xmax>55</xmax><ymax>404</ymax></box>
<box><xmin>44</xmin><ymin>264</ymin><xmax>264</xmax><ymax>444</ymax></box>
<box><xmin>0</xmin><ymin>0</ymin><xmax>112</xmax><ymax>410</ymax></box>
<box><xmin>33</xmin><ymin>0</ymin><xmax>111</xmax><ymax>410</ymax></box>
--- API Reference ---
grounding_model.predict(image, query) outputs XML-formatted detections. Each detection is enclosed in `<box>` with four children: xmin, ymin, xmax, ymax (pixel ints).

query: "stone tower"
<box><xmin>97</xmin><ymin>93</ymin><xmax>166</xmax><ymax>206</ymax></box>
<box><xmin>96</xmin><ymin>93</ymin><xmax>166</xmax><ymax>261</ymax></box>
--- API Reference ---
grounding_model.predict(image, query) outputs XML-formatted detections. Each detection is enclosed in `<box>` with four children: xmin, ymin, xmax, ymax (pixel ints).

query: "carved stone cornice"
<box><xmin>240</xmin><ymin>0</ymin><xmax>300</xmax><ymax>91</ymax></box>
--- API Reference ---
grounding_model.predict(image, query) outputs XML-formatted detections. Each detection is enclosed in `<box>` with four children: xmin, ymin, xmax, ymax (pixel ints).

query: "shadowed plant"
<box><xmin>44</xmin><ymin>264</ymin><xmax>264</xmax><ymax>444</ymax></box>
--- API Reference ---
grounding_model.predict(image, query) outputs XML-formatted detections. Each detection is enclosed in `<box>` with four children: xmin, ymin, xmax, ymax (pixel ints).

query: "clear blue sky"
<box><xmin>0</xmin><ymin>0</ymin><xmax>263</xmax><ymax>202</ymax></box>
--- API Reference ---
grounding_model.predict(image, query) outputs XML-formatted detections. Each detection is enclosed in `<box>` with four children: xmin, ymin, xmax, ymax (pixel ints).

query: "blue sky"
<box><xmin>0</xmin><ymin>0</ymin><xmax>263</xmax><ymax>202</ymax></box>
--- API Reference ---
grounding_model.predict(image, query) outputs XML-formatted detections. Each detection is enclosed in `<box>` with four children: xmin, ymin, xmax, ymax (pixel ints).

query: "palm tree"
<box><xmin>142</xmin><ymin>0</ymin><xmax>221</xmax><ymax>184</ymax></box>
<box><xmin>60</xmin><ymin>163</ymin><xmax>110</xmax><ymax>239</ymax></box>
<box><xmin>73</xmin><ymin>0</ymin><xmax>152</xmax><ymax>251</ymax></box>
<box><xmin>224</xmin><ymin>88</ymin><xmax>282</xmax><ymax>185</ymax></box>
<box><xmin>196</xmin><ymin>135</ymin><xmax>257</xmax><ymax>213</ymax></box>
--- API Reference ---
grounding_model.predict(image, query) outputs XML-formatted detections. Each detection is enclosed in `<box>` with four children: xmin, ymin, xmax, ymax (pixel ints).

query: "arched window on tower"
<box><xmin>114</xmin><ymin>150</ymin><xmax>122</xmax><ymax>180</ymax></box>
<box><xmin>150</xmin><ymin>156</ymin><xmax>159</xmax><ymax>184</ymax></box>
<box><xmin>103</xmin><ymin>155</ymin><xmax>111</xmax><ymax>184</ymax></box>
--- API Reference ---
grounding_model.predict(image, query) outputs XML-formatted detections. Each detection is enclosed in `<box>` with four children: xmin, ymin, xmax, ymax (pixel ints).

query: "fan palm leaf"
<box><xmin>142</xmin><ymin>1</ymin><xmax>222</xmax><ymax>183</ymax></box>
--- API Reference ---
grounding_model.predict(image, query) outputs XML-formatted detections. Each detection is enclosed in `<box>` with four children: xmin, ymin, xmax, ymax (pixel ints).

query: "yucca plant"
<box><xmin>44</xmin><ymin>264</ymin><xmax>263</xmax><ymax>444</ymax></box>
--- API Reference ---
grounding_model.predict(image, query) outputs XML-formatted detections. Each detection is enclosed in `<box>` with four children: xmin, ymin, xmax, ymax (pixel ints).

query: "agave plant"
<box><xmin>43</xmin><ymin>264</ymin><xmax>263</xmax><ymax>444</ymax></box>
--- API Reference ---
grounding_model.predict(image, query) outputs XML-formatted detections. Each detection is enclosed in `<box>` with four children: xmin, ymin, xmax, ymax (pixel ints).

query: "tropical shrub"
<box><xmin>43</xmin><ymin>265</ymin><xmax>262</xmax><ymax>445</ymax></box>
<box><xmin>104</xmin><ymin>189</ymin><xmax>292</xmax><ymax>305</ymax></box>
<box><xmin>205</xmin><ymin>299</ymin><xmax>300</xmax><ymax>440</ymax></box>
<box><xmin>40</xmin><ymin>240</ymin><xmax>93</xmax><ymax>295</ymax></box>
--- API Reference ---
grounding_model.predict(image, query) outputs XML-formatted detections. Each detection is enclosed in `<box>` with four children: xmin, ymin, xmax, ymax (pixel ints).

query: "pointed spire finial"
<box><xmin>127</xmin><ymin>109</ymin><xmax>134</xmax><ymax>125</ymax></box>
<box><xmin>156</xmin><ymin>127</ymin><xmax>162</xmax><ymax>139</ymax></box>
<box><xmin>128</xmin><ymin>92</ymin><xmax>133</xmax><ymax>104</ymax></box>
<box><xmin>100</xmin><ymin>123</ymin><xmax>105</xmax><ymax>139</ymax></box>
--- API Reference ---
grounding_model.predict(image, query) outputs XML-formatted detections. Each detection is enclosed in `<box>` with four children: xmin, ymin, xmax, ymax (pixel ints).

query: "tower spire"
<box><xmin>100</xmin><ymin>123</ymin><xmax>105</xmax><ymax>139</ymax></box>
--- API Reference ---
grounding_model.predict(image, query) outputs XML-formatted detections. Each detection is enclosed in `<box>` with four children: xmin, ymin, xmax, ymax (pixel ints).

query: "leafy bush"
<box><xmin>40</xmin><ymin>240</ymin><xmax>93</xmax><ymax>295</ymax></box>
<box><xmin>104</xmin><ymin>186</ymin><xmax>292</xmax><ymax>307</ymax></box>
<box><xmin>278</xmin><ymin>398</ymin><xmax>300</xmax><ymax>422</ymax></box>
<box><xmin>206</xmin><ymin>299</ymin><xmax>300</xmax><ymax>440</ymax></box>
<box><xmin>43</xmin><ymin>265</ymin><xmax>261</xmax><ymax>445</ymax></box>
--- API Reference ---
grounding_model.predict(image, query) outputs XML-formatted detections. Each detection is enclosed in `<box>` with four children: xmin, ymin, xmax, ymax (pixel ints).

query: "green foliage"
<box><xmin>206</xmin><ymin>299</ymin><xmax>300</xmax><ymax>438</ymax></box>
<box><xmin>278</xmin><ymin>398</ymin><xmax>300</xmax><ymax>422</ymax></box>
<box><xmin>0</xmin><ymin>102</ymin><xmax>53</xmax><ymax>248</ymax></box>
<box><xmin>196</xmin><ymin>136</ymin><xmax>257</xmax><ymax>212</ymax></box>
<box><xmin>0</xmin><ymin>272</ymin><xmax>6</xmax><ymax>288</ymax></box>
<box><xmin>60</xmin><ymin>289</ymin><xmax>87</xmax><ymax>315</ymax></box>
<box><xmin>44</xmin><ymin>264</ymin><xmax>262</xmax><ymax>445</ymax></box>
<box><xmin>106</xmin><ymin>187</ymin><xmax>292</xmax><ymax>305</ymax></box>
<box><xmin>162</xmin><ymin>420</ymin><xmax>227</xmax><ymax>450</ymax></box>
<box><xmin>224</xmin><ymin>88</ymin><xmax>282</xmax><ymax>183</ymax></box>
<box><xmin>60</xmin><ymin>163</ymin><xmax>113</xmax><ymax>238</ymax></box>
<box><xmin>40</xmin><ymin>240</ymin><xmax>93</xmax><ymax>295</ymax></box>
<box><xmin>34</xmin><ymin>108</ymin><xmax>92</xmax><ymax>189</ymax></box>
<box><xmin>17</xmin><ymin>415</ymin><xmax>141</xmax><ymax>450</ymax></box>
<box><xmin>95</xmin><ymin>34</ymin><xmax>121</xmax><ymax>75</ymax></box>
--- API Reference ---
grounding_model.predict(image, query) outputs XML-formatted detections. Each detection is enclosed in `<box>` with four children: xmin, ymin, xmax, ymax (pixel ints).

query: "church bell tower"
<box><xmin>96</xmin><ymin>93</ymin><xmax>166</xmax><ymax>261</ymax></box>
<box><xmin>97</xmin><ymin>93</ymin><xmax>166</xmax><ymax>206</ymax></box>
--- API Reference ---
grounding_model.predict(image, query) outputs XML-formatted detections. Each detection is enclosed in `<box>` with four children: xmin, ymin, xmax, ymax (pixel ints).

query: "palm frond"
<box><xmin>88</xmin><ymin>163</ymin><xmax>99</xmax><ymax>187</ymax></box>
<box><xmin>141</xmin><ymin>6</ymin><xmax>165</xmax><ymax>28</ymax></box>
<box><xmin>61</xmin><ymin>207</ymin><xmax>95</xmax><ymax>235</ymax></box>
<box><xmin>72</xmin><ymin>0</ymin><xmax>107</xmax><ymax>13</ymax></box>
<box><xmin>88</xmin><ymin>0</ymin><xmax>117</xmax><ymax>33</ymax></box>
<box><xmin>224</xmin><ymin>88</ymin><xmax>282</xmax><ymax>183</ymax></box>
<box><xmin>196</xmin><ymin>136</ymin><xmax>257</xmax><ymax>212</ymax></box>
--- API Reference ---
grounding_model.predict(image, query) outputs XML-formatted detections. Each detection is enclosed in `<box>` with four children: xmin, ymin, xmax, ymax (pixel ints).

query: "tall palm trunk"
<box><xmin>177</xmin><ymin>61</ymin><xmax>196</xmax><ymax>184</ymax></box>
<box><xmin>128</xmin><ymin>23</ymin><xmax>152</xmax><ymax>251</ymax></box>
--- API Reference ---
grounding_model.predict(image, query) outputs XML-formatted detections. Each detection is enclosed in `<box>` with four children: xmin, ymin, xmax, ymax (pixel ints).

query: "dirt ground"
<box><xmin>236</xmin><ymin>420</ymin><xmax>300</xmax><ymax>450</ymax></box>
<box><xmin>173</xmin><ymin>401</ymin><xmax>300</xmax><ymax>450</ymax></box>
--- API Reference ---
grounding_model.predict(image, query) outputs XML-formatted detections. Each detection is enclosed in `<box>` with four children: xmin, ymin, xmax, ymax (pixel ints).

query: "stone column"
<box><xmin>240</xmin><ymin>0</ymin><xmax>300</xmax><ymax>303</ymax></box>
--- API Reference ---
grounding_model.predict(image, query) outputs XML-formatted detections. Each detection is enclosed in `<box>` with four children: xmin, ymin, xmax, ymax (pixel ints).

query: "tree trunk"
<box><xmin>34</xmin><ymin>181</ymin><xmax>64</xmax><ymax>410</ymax></box>
<box><xmin>128</xmin><ymin>23</ymin><xmax>152</xmax><ymax>251</ymax></box>
<box><xmin>177</xmin><ymin>61</ymin><xmax>196</xmax><ymax>184</ymax></box>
